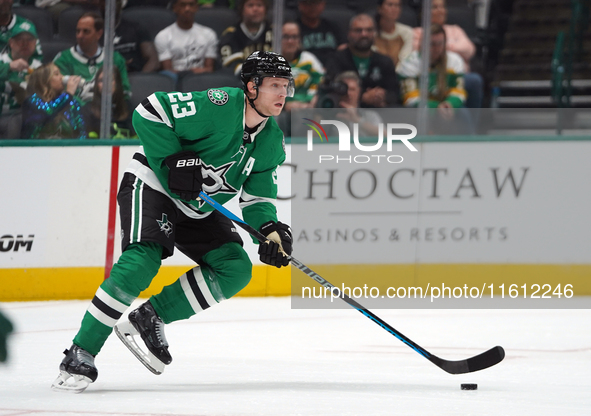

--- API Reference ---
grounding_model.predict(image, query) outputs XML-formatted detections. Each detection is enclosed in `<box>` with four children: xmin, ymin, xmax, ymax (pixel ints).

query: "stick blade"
<box><xmin>432</xmin><ymin>345</ymin><xmax>505</xmax><ymax>374</ymax></box>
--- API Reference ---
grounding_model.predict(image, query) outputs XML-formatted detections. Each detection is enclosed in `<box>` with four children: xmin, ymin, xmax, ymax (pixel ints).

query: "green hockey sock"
<box><xmin>73</xmin><ymin>242</ymin><xmax>162</xmax><ymax>355</ymax></box>
<box><xmin>151</xmin><ymin>242</ymin><xmax>252</xmax><ymax>324</ymax></box>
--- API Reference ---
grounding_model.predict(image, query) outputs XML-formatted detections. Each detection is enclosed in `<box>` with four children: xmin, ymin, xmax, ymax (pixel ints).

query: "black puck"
<box><xmin>461</xmin><ymin>383</ymin><xmax>478</xmax><ymax>390</ymax></box>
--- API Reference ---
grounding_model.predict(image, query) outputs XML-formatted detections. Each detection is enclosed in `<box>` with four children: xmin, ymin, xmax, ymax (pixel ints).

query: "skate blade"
<box><xmin>51</xmin><ymin>370</ymin><xmax>91</xmax><ymax>393</ymax></box>
<box><xmin>114</xmin><ymin>320</ymin><xmax>166</xmax><ymax>375</ymax></box>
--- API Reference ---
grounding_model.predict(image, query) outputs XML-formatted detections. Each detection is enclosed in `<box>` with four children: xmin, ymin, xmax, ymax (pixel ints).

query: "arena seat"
<box><xmin>128</xmin><ymin>72</ymin><xmax>176</xmax><ymax>110</ymax></box>
<box><xmin>121</xmin><ymin>6</ymin><xmax>176</xmax><ymax>41</ymax></box>
<box><xmin>13</xmin><ymin>6</ymin><xmax>53</xmax><ymax>42</ymax></box>
<box><xmin>194</xmin><ymin>7</ymin><xmax>239</xmax><ymax>39</ymax></box>
<box><xmin>41</xmin><ymin>39</ymin><xmax>74</xmax><ymax>64</ymax></box>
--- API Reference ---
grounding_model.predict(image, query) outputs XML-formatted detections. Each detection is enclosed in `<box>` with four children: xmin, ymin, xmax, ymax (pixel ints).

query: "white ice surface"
<box><xmin>0</xmin><ymin>297</ymin><xmax>590</xmax><ymax>416</ymax></box>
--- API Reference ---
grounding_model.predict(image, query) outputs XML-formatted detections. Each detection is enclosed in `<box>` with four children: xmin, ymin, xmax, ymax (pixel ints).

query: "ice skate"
<box><xmin>114</xmin><ymin>301</ymin><xmax>171</xmax><ymax>375</ymax></box>
<box><xmin>51</xmin><ymin>344</ymin><xmax>97</xmax><ymax>393</ymax></box>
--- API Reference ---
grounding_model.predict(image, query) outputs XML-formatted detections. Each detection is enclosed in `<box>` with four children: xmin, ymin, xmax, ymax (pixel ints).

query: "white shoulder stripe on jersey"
<box><xmin>148</xmin><ymin>93</ymin><xmax>172</xmax><ymax>128</ymax></box>
<box><xmin>136</xmin><ymin>103</ymin><xmax>165</xmax><ymax>125</ymax></box>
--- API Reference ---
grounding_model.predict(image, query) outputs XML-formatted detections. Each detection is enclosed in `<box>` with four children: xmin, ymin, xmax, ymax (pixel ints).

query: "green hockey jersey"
<box><xmin>53</xmin><ymin>46</ymin><xmax>130</xmax><ymax>103</ymax></box>
<box><xmin>0</xmin><ymin>15</ymin><xmax>43</xmax><ymax>62</ymax></box>
<box><xmin>130</xmin><ymin>87</ymin><xmax>286</xmax><ymax>232</ymax></box>
<box><xmin>0</xmin><ymin>52</ymin><xmax>42</xmax><ymax>114</ymax></box>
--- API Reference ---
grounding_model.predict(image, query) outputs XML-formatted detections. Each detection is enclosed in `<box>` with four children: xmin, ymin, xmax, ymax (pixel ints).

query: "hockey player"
<box><xmin>52</xmin><ymin>50</ymin><xmax>295</xmax><ymax>393</ymax></box>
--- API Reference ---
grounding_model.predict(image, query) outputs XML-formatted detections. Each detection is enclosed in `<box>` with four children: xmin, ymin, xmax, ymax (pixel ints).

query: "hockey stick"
<box><xmin>198</xmin><ymin>191</ymin><xmax>505</xmax><ymax>374</ymax></box>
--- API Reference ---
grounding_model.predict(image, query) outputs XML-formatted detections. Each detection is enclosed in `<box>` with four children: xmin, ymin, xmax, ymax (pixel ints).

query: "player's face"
<box><xmin>76</xmin><ymin>17</ymin><xmax>103</xmax><ymax>51</ymax></box>
<box><xmin>431</xmin><ymin>0</ymin><xmax>447</xmax><ymax>25</ymax></box>
<box><xmin>256</xmin><ymin>77</ymin><xmax>289</xmax><ymax>116</ymax></box>
<box><xmin>242</xmin><ymin>0</ymin><xmax>266</xmax><ymax>26</ymax></box>
<box><xmin>48</xmin><ymin>65</ymin><xmax>64</xmax><ymax>94</ymax></box>
<box><xmin>379</xmin><ymin>0</ymin><xmax>402</xmax><ymax>22</ymax></box>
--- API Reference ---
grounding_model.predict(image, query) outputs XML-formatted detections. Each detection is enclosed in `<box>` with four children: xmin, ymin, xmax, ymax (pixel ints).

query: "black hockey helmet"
<box><xmin>241</xmin><ymin>50</ymin><xmax>295</xmax><ymax>97</ymax></box>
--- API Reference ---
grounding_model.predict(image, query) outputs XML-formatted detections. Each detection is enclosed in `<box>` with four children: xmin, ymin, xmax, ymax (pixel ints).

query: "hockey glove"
<box><xmin>164</xmin><ymin>150</ymin><xmax>203</xmax><ymax>201</ymax></box>
<box><xmin>258</xmin><ymin>221</ymin><xmax>293</xmax><ymax>268</ymax></box>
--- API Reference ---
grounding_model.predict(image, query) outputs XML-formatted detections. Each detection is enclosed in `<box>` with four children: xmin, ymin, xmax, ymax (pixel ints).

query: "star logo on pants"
<box><xmin>157</xmin><ymin>213</ymin><xmax>173</xmax><ymax>237</ymax></box>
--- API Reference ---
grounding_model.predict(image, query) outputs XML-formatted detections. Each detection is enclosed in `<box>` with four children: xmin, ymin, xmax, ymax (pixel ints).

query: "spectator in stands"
<box><xmin>0</xmin><ymin>23</ymin><xmax>43</xmax><ymax>138</ymax></box>
<box><xmin>275</xmin><ymin>20</ymin><xmax>324</xmax><ymax>136</ymax></box>
<box><xmin>21</xmin><ymin>62</ymin><xmax>87</xmax><ymax>139</ymax></box>
<box><xmin>412</xmin><ymin>0</ymin><xmax>483</xmax><ymax>108</ymax></box>
<box><xmin>35</xmin><ymin>0</ymin><xmax>100</xmax><ymax>33</ymax></box>
<box><xmin>99</xmin><ymin>0</ymin><xmax>159</xmax><ymax>74</ymax></box>
<box><xmin>292</xmin><ymin>71</ymin><xmax>383</xmax><ymax>138</ymax></box>
<box><xmin>399</xmin><ymin>24</ymin><xmax>466</xmax><ymax>108</ymax></box>
<box><xmin>324</xmin><ymin>14</ymin><xmax>400</xmax><ymax>108</ymax></box>
<box><xmin>155</xmin><ymin>0</ymin><xmax>217</xmax><ymax>87</ymax></box>
<box><xmin>0</xmin><ymin>0</ymin><xmax>43</xmax><ymax>62</ymax></box>
<box><xmin>296</xmin><ymin>0</ymin><xmax>345</xmax><ymax>68</ymax></box>
<box><xmin>413</xmin><ymin>0</ymin><xmax>475</xmax><ymax>68</ymax></box>
<box><xmin>374</xmin><ymin>0</ymin><xmax>414</xmax><ymax>68</ymax></box>
<box><xmin>334</xmin><ymin>70</ymin><xmax>383</xmax><ymax>137</ymax></box>
<box><xmin>53</xmin><ymin>11</ymin><xmax>130</xmax><ymax>103</ymax></box>
<box><xmin>281</xmin><ymin>21</ymin><xmax>324</xmax><ymax>112</ymax></box>
<box><xmin>398</xmin><ymin>23</ymin><xmax>472</xmax><ymax>133</ymax></box>
<box><xmin>81</xmin><ymin>66</ymin><xmax>133</xmax><ymax>138</ymax></box>
<box><xmin>219</xmin><ymin>0</ymin><xmax>272</xmax><ymax>75</ymax></box>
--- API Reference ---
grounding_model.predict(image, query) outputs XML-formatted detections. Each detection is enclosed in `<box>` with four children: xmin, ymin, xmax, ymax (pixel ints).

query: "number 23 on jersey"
<box><xmin>168</xmin><ymin>92</ymin><xmax>196</xmax><ymax>119</ymax></box>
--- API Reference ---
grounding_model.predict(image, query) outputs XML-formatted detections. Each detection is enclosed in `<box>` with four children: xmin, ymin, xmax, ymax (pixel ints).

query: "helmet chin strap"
<box><xmin>247</xmin><ymin>84</ymin><xmax>271</xmax><ymax>118</ymax></box>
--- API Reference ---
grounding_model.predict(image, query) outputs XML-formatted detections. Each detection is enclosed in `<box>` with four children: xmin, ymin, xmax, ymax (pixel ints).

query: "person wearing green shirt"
<box><xmin>53</xmin><ymin>11</ymin><xmax>130</xmax><ymax>103</ymax></box>
<box><xmin>52</xmin><ymin>51</ymin><xmax>294</xmax><ymax>393</ymax></box>
<box><xmin>0</xmin><ymin>22</ymin><xmax>42</xmax><ymax>138</ymax></box>
<box><xmin>0</xmin><ymin>0</ymin><xmax>43</xmax><ymax>62</ymax></box>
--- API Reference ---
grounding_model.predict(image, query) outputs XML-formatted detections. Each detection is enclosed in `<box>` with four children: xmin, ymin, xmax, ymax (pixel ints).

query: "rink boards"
<box><xmin>0</xmin><ymin>139</ymin><xmax>590</xmax><ymax>301</ymax></box>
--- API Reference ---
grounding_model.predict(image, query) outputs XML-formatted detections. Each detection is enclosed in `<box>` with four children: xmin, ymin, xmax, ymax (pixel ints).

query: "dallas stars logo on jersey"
<box><xmin>207</xmin><ymin>89</ymin><xmax>229</xmax><ymax>106</ymax></box>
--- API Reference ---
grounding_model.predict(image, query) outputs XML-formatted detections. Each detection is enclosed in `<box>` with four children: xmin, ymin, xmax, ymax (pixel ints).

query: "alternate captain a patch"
<box><xmin>207</xmin><ymin>89</ymin><xmax>229</xmax><ymax>106</ymax></box>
